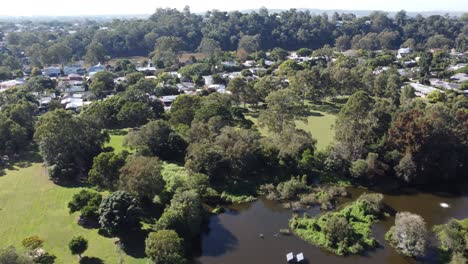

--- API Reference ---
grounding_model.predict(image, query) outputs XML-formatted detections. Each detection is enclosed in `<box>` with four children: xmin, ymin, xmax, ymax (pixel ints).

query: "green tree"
<box><xmin>197</xmin><ymin>37</ymin><xmax>221</xmax><ymax>57</ymax></box>
<box><xmin>68</xmin><ymin>190</ymin><xmax>102</xmax><ymax>220</ymax></box>
<box><xmin>85</xmin><ymin>41</ymin><xmax>106</xmax><ymax>65</ymax></box>
<box><xmin>0</xmin><ymin>246</ymin><xmax>32</xmax><ymax>264</ymax></box>
<box><xmin>98</xmin><ymin>191</ymin><xmax>141</xmax><ymax>236</ymax></box>
<box><xmin>145</xmin><ymin>230</ymin><xmax>186</xmax><ymax>264</ymax></box>
<box><xmin>151</xmin><ymin>36</ymin><xmax>184</xmax><ymax>68</ymax></box>
<box><xmin>45</xmin><ymin>43</ymin><xmax>72</xmax><ymax>67</ymax></box>
<box><xmin>258</xmin><ymin>89</ymin><xmax>305</xmax><ymax>133</ymax></box>
<box><xmin>116</xmin><ymin>101</ymin><xmax>153</xmax><ymax>127</ymax></box>
<box><xmin>125</xmin><ymin>120</ymin><xmax>187</xmax><ymax>160</ymax></box>
<box><xmin>88</xmin><ymin>151</ymin><xmax>128</xmax><ymax>190</ymax></box>
<box><xmin>169</xmin><ymin>95</ymin><xmax>202</xmax><ymax>128</ymax></box>
<box><xmin>119</xmin><ymin>156</ymin><xmax>165</xmax><ymax>201</ymax></box>
<box><xmin>34</xmin><ymin>110</ymin><xmax>107</xmax><ymax>181</ymax></box>
<box><xmin>68</xmin><ymin>236</ymin><xmax>88</xmax><ymax>259</ymax></box>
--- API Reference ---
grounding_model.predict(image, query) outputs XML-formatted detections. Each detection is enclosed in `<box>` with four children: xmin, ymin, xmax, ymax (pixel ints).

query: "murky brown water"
<box><xmin>194</xmin><ymin>183</ymin><xmax>468</xmax><ymax>264</ymax></box>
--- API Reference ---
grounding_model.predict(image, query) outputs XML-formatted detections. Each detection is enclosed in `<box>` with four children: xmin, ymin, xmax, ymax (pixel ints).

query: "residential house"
<box><xmin>450</xmin><ymin>73</ymin><xmax>468</xmax><ymax>83</ymax></box>
<box><xmin>397</xmin><ymin>47</ymin><xmax>412</xmax><ymax>59</ymax></box>
<box><xmin>0</xmin><ymin>78</ymin><xmax>26</xmax><ymax>92</ymax></box>
<box><xmin>136</xmin><ymin>60</ymin><xmax>156</xmax><ymax>74</ymax></box>
<box><xmin>203</xmin><ymin>76</ymin><xmax>214</xmax><ymax>86</ymax></box>
<box><xmin>430</xmin><ymin>78</ymin><xmax>461</xmax><ymax>90</ymax></box>
<box><xmin>176</xmin><ymin>82</ymin><xmax>196</xmax><ymax>92</ymax></box>
<box><xmin>64</xmin><ymin>65</ymin><xmax>86</xmax><ymax>76</ymax></box>
<box><xmin>408</xmin><ymin>83</ymin><xmax>440</xmax><ymax>97</ymax></box>
<box><xmin>87</xmin><ymin>63</ymin><xmax>105</xmax><ymax>77</ymax></box>
<box><xmin>43</xmin><ymin>67</ymin><xmax>61</xmax><ymax>77</ymax></box>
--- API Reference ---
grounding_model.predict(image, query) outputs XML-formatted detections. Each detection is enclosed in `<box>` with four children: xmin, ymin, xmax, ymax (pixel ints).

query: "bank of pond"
<box><xmin>195</xmin><ymin>183</ymin><xmax>468</xmax><ymax>264</ymax></box>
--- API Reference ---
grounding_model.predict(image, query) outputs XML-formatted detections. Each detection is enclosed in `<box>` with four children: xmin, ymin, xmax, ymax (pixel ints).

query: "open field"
<box><xmin>0</xmin><ymin>152</ymin><xmax>146</xmax><ymax>264</ymax></box>
<box><xmin>247</xmin><ymin>101</ymin><xmax>341</xmax><ymax>150</ymax></box>
<box><xmin>105</xmin><ymin>129</ymin><xmax>134</xmax><ymax>154</ymax></box>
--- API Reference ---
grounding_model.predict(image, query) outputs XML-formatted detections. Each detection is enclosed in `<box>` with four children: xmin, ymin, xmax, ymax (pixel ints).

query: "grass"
<box><xmin>0</xmin><ymin>157</ymin><xmax>147</xmax><ymax>264</ymax></box>
<box><xmin>246</xmin><ymin>101</ymin><xmax>340</xmax><ymax>150</ymax></box>
<box><xmin>105</xmin><ymin>129</ymin><xmax>134</xmax><ymax>154</ymax></box>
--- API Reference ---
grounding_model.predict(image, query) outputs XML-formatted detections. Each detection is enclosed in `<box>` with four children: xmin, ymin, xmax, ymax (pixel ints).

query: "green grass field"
<box><xmin>247</xmin><ymin>101</ymin><xmax>339</xmax><ymax>150</ymax></box>
<box><xmin>106</xmin><ymin>129</ymin><xmax>134</xmax><ymax>154</ymax></box>
<box><xmin>0</xmin><ymin>153</ymin><xmax>146</xmax><ymax>264</ymax></box>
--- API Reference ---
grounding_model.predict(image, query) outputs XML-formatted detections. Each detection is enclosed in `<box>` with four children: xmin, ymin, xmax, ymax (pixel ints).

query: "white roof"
<box><xmin>286</xmin><ymin>252</ymin><xmax>294</xmax><ymax>261</ymax></box>
<box><xmin>296</xmin><ymin>253</ymin><xmax>304</xmax><ymax>261</ymax></box>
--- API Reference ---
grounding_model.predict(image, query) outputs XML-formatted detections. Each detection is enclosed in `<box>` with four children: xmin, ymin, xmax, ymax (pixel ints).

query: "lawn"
<box><xmin>246</xmin><ymin>101</ymin><xmax>339</xmax><ymax>150</ymax></box>
<box><xmin>105</xmin><ymin>129</ymin><xmax>134</xmax><ymax>154</ymax></box>
<box><xmin>0</xmin><ymin>153</ymin><xmax>146</xmax><ymax>264</ymax></box>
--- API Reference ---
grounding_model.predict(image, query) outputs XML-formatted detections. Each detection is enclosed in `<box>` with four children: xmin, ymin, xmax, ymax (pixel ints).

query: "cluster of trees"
<box><xmin>2</xmin><ymin>8</ymin><xmax>467</xmax><ymax>72</ymax></box>
<box><xmin>324</xmin><ymin>90</ymin><xmax>467</xmax><ymax>184</ymax></box>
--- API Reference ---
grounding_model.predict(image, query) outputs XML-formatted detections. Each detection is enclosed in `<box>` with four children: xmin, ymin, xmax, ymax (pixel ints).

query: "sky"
<box><xmin>0</xmin><ymin>0</ymin><xmax>467</xmax><ymax>16</ymax></box>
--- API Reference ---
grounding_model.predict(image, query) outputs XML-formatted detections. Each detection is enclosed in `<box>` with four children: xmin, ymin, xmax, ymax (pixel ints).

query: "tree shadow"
<box><xmin>119</xmin><ymin>228</ymin><xmax>148</xmax><ymax>259</ymax></box>
<box><xmin>195</xmin><ymin>216</ymin><xmax>238</xmax><ymax>257</ymax></box>
<box><xmin>79</xmin><ymin>256</ymin><xmax>104</xmax><ymax>264</ymax></box>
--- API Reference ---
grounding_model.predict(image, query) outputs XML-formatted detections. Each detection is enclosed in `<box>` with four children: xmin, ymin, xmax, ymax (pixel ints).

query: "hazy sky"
<box><xmin>1</xmin><ymin>0</ymin><xmax>467</xmax><ymax>16</ymax></box>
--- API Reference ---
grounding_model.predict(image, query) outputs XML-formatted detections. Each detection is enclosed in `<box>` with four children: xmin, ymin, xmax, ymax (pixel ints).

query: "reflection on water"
<box><xmin>195</xmin><ymin>183</ymin><xmax>468</xmax><ymax>264</ymax></box>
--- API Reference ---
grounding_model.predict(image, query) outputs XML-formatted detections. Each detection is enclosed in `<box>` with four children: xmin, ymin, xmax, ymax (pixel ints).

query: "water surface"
<box><xmin>195</xmin><ymin>183</ymin><xmax>468</xmax><ymax>264</ymax></box>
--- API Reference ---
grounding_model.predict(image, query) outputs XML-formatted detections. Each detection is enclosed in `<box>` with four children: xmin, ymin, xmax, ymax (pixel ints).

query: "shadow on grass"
<box><xmin>308</xmin><ymin>102</ymin><xmax>343</xmax><ymax>115</ymax></box>
<box><xmin>79</xmin><ymin>256</ymin><xmax>104</xmax><ymax>264</ymax></box>
<box><xmin>120</xmin><ymin>229</ymin><xmax>149</xmax><ymax>259</ymax></box>
<box><xmin>0</xmin><ymin>145</ymin><xmax>43</xmax><ymax>176</ymax></box>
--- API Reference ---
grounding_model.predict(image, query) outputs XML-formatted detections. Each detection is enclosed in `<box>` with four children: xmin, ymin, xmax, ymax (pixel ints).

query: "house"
<box><xmin>43</xmin><ymin>67</ymin><xmax>61</xmax><ymax>77</ymax></box>
<box><xmin>0</xmin><ymin>78</ymin><xmax>26</xmax><ymax>92</ymax></box>
<box><xmin>203</xmin><ymin>75</ymin><xmax>214</xmax><ymax>86</ymax></box>
<box><xmin>207</xmin><ymin>84</ymin><xmax>226</xmax><ymax>93</ymax></box>
<box><xmin>176</xmin><ymin>82</ymin><xmax>196</xmax><ymax>92</ymax></box>
<box><xmin>430</xmin><ymin>79</ymin><xmax>461</xmax><ymax>90</ymax></box>
<box><xmin>447</xmin><ymin>63</ymin><xmax>467</xmax><ymax>72</ymax></box>
<box><xmin>243</xmin><ymin>60</ymin><xmax>256</xmax><ymax>67</ymax></box>
<box><xmin>450</xmin><ymin>73</ymin><xmax>468</xmax><ymax>83</ymax></box>
<box><xmin>160</xmin><ymin>95</ymin><xmax>179</xmax><ymax>110</ymax></box>
<box><xmin>221</xmin><ymin>61</ymin><xmax>239</xmax><ymax>68</ymax></box>
<box><xmin>408</xmin><ymin>83</ymin><xmax>440</xmax><ymax>97</ymax></box>
<box><xmin>38</xmin><ymin>97</ymin><xmax>53</xmax><ymax>111</ymax></box>
<box><xmin>68</xmin><ymin>74</ymin><xmax>83</xmax><ymax>81</ymax></box>
<box><xmin>64</xmin><ymin>65</ymin><xmax>86</xmax><ymax>76</ymax></box>
<box><xmin>397</xmin><ymin>47</ymin><xmax>412</xmax><ymax>59</ymax></box>
<box><xmin>136</xmin><ymin>60</ymin><xmax>156</xmax><ymax>74</ymax></box>
<box><xmin>87</xmin><ymin>63</ymin><xmax>105</xmax><ymax>76</ymax></box>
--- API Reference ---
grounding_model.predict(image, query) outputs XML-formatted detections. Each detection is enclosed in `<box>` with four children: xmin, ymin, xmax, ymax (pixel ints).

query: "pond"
<box><xmin>194</xmin><ymin>182</ymin><xmax>468</xmax><ymax>264</ymax></box>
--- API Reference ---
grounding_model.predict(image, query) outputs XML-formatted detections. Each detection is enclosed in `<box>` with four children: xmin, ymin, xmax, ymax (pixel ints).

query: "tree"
<box><xmin>335</xmin><ymin>35</ymin><xmax>351</xmax><ymax>51</ymax></box>
<box><xmin>151</xmin><ymin>36</ymin><xmax>183</xmax><ymax>68</ymax></box>
<box><xmin>334</xmin><ymin>91</ymin><xmax>378</xmax><ymax>161</ymax></box>
<box><xmin>155</xmin><ymin>190</ymin><xmax>203</xmax><ymax>241</ymax></box>
<box><xmin>119</xmin><ymin>156</ymin><xmax>165</xmax><ymax>201</ymax></box>
<box><xmin>269</xmin><ymin>47</ymin><xmax>288</xmax><ymax>61</ymax></box>
<box><xmin>88</xmin><ymin>151</ymin><xmax>127</xmax><ymax>190</ymax></box>
<box><xmin>116</xmin><ymin>101</ymin><xmax>153</xmax><ymax>127</ymax></box>
<box><xmin>259</xmin><ymin>89</ymin><xmax>305</xmax><ymax>133</ymax></box>
<box><xmin>98</xmin><ymin>191</ymin><xmax>141</xmax><ymax>236</ymax></box>
<box><xmin>145</xmin><ymin>230</ymin><xmax>186</xmax><ymax>264</ymax></box>
<box><xmin>45</xmin><ymin>43</ymin><xmax>72</xmax><ymax>67</ymax></box>
<box><xmin>68</xmin><ymin>190</ymin><xmax>102</xmax><ymax>220</ymax></box>
<box><xmin>400</xmin><ymin>85</ymin><xmax>415</xmax><ymax>104</ymax></box>
<box><xmin>89</xmin><ymin>81</ymin><xmax>107</xmax><ymax>99</ymax></box>
<box><xmin>0</xmin><ymin>246</ymin><xmax>32</xmax><ymax>264</ymax></box>
<box><xmin>227</xmin><ymin>77</ymin><xmax>255</xmax><ymax>107</ymax></box>
<box><xmin>386</xmin><ymin>212</ymin><xmax>427</xmax><ymax>258</ymax></box>
<box><xmin>238</xmin><ymin>35</ymin><xmax>260</xmax><ymax>55</ymax></box>
<box><xmin>68</xmin><ymin>236</ymin><xmax>88</xmax><ymax>259</ymax></box>
<box><xmin>426</xmin><ymin>34</ymin><xmax>453</xmax><ymax>49</ymax></box>
<box><xmin>125</xmin><ymin>120</ymin><xmax>187</xmax><ymax>160</ymax></box>
<box><xmin>85</xmin><ymin>41</ymin><xmax>106</xmax><ymax>65</ymax></box>
<box><xmin>197</xmin><ymin>37</ymin><xmax>221</xmax><ymax>57</ymax></box>
<box><xmin>0</xmin><ymin>114</ymin><xmax>28</xmax><ymax>156</ymax></box>
<box><xmin>0</xmin><ymin>67</ymin><xmax>12</xmax><ymax>81</ymax></box>
<box><xmin>323</xmin><ymin>214</ymin><xmax>353</xmax><ymax>248</ymax></box>
<box><xmin>34</xmin><ymin>110</ymin><xmax>107</xmax><ymax>181</ymax></box>
<box><xmin>169</xmin><ymin>95</ymin><xmax>202</xmax><ymax>128</ymax></box>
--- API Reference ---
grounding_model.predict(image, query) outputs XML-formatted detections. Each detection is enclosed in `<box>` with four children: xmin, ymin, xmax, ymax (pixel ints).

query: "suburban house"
<box><xmin>160</xmin><ymin>95</ymin><xmax>179</xmax><ymax>110</ymax></box>
<box><xmin>64</xmin><ymin>65</ymin><xmax>86</xmax><ymax>76</ymax></box>
<box><xmin>430</xmin><ymin>79</ymin><xmax>461</xmax><ymax>90</ymax></box>
<box><xmin>450</xmin><ymin>73</ymin><xmax>468</xmax><ymax>83</ymax></box>
<box><xmin>397</xmin><ymin>47</ymin><xmax>412</xmax><ymax>59</ymax></box>
<box><xmin>43</xmin><ymin>67</ymin><xmax>61</xmax><ymax>77</ymax></box>
<box><xmin>87</xmin><ymin>63</ymin><xmax>106</xmax><ymax>77</ymax></box>
<box><xmin>0</xmin><ymin>78</ymin><xmax>26</xmax><ymax>92</ymax></box>
<box><xmin>408</xmin><ymin>82</ymin><xmax>440</xmax><ymax>97</ymax></box>
<box><xmin>176</xmin><ymin>82</ymin><xmax>196</xmax><ymax>92</ymax></box>
<box><xmin>136</xmin><ymin>60</ymin><xmax>156</xmax><ymax>74</ymax></box>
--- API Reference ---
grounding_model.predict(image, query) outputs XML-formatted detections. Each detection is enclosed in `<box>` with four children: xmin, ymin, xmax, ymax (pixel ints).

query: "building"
<box><xmin>0</xmin><ymin>79</ymin><xmax>26</xmax><ymax>92</ymax></box>
<box><xmin>408</xmin><ymin>83</ymin><xmax>440</xmax><ymax>97</ymax></box>
<box><xmin>136</xmin><ymin>60</ymin><xmax>156</xmax><ymax>74</ymax></box>
<box><xmin>43</xmin><ymin>67</ymin><xmax>61</xmax><ymax>77</ymax></box>
<box><xmin>87</xmin><ymin>63</ymin><xmax>106</xmax><ymax>77</ymax></box>
<box><xmin>64</xmin><ymin>65</ymin><xmax>86</xmax><ymax>76</ymax></box>
<box><xmin>430</xmin><ymin>79</ymin><xmax>461</xmax><ymax>90</ymax></box>
<box><xmin>450</xmin><ymin>73</ymin><xmax>468</xmax><ymax>83</ymax></box>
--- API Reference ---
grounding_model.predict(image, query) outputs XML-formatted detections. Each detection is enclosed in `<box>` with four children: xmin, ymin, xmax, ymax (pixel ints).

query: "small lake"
<box><xmin>194</xmin><ymin>183</ymin><xmax>468</xmax><ymax>264</ymax></box>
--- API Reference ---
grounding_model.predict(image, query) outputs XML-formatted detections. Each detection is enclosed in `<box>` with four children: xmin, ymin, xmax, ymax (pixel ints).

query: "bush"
<box><xmin>386</xmin><ymin>212</ymin><xmax>427</xmax><ymax>258</ymax></box>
